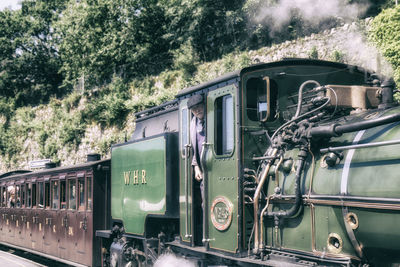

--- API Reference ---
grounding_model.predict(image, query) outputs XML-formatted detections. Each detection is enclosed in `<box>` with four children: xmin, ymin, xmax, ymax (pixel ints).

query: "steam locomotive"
<box><xmin>1</xmin><ymin>59</ymin><xmax>400</xmax><ymax>266</ymax></box>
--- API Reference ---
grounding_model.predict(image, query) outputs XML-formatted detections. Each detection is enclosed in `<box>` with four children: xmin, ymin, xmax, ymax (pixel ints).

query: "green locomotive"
<box><xmin>97</xmin><ymin>59</ymin><xmax>400</xmax><ymax>266</ymax></box>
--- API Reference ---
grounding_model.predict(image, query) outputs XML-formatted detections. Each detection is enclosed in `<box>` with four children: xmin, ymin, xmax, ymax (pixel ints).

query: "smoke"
<box><xmin>331</xmin><ymin>28</ymin><xmax>394</xmax><ymax>76</ymax></box>
<box><xmin>253</xmin><ymin>0</ymin><xmax>370</xmax><ymax>33</ymax></box>
<box><xmin>153</xmin><ymin>253</ymin><xmax>196</xmax><ymax>267</ymax></box>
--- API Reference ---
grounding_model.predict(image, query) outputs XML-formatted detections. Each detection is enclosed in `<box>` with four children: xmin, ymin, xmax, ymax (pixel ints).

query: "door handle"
<box><xmin>200</xmin><ymin>142</ymin><xmax>213</xmax><ymax>171</ymax></box>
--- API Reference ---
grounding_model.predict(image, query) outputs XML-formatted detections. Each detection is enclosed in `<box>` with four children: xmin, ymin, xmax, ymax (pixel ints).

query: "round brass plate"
<box><xmin>210</xmin><ymin>196</ymin><xmax>233</xmax><ymax>231</ymax></box>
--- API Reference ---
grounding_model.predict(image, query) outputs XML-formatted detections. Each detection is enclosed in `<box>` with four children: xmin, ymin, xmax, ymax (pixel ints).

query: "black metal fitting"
<box><xmin>379</xmin><ymin>78</ymin><xmax>396</xmax><ymax>109</ymax></box>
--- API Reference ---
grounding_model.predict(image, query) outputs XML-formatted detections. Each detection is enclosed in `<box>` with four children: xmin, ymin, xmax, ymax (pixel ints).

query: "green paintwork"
<box><xmin>111</xmin><ymin>136</ymin><xmax>167</xmax><ymax>235</ymax></box>
<box><xmin>206</xmin><ymin>85</ymin><xmax>239</xmax><ymax>253</ymax></box>
<box><xmin>179</xmin><ymin>99</ymin><xmax>192</xmax><ymax>243</ymax></box>
<box><xmin>236</xmin><ymin>63</ymin><xmax>400</xmax><ymax>263</ymax></box>
<box><xmin>262</xmin><ymin>107</ymin><xmax>400</xmax><ymax>262</ymax></box>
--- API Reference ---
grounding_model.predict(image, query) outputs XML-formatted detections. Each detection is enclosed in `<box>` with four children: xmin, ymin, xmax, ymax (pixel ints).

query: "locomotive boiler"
<box><xmin>97</xmin><ymin>59</ymin><xmax>400</xmax><ymax>266</ymax></box>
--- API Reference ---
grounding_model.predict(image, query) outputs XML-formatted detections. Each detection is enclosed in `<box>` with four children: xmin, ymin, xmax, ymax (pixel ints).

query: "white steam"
<box><xmin>153</xmin><ymin>253</ymin><xmax>196</xmax><ymax>267</ymax></box>
<box><xmin>254</xmin><ymin>0</ymin><xmax>370</xmax><ymax>32</ymax></box>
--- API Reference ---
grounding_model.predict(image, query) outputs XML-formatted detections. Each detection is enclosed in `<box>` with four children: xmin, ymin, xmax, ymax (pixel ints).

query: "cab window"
<box><xmin>215</xmin><ymin>94</ymin><xmax>234</xmax><ymax>155</ymax></box>
<box><xmin>181</xmin><ymin>108</ymin><xmax>189</xmax><ymax>157</ymax></box>
<box><xmin>246</xmin><ymin>77</ymin><xmax>277</xmax><ymax>122</ymax></box>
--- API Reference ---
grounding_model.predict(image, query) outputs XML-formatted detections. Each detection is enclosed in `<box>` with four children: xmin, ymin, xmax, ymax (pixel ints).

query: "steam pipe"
<box><xmin>264</xmin><ymin>148</ymin><xmax>307</xmax><ymax>219</ymax></box>
<box><xmin>253</xmin><ymin>148</ymin><xmax>278</xmax><ymax>253</ymax></box>
<box><xmin>294</xmin><ymin>80</ymin><xmax>321</xmax><ymax>119</ymax></box>
<box><xmin>310</xmin><ymin>112</ymin><xmax>400</xmax><ymax>138</ymax></box>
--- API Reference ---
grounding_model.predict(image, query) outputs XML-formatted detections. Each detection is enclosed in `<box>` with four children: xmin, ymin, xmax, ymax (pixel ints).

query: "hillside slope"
<box><xmin>0</xmin><ymin>18</ymin><xmax>393</xmax><ymax>172</ymax></box>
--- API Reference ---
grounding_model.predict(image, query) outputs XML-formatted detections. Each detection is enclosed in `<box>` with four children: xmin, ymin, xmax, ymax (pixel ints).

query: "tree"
<box><xmin>0</xmin><ymin>0</ymin><xmax>67</xmax><ymax>107</ymax></box>
<box><xmin>369</xmin><ymin>5</ymin><xmax>400</xmax><ymax>84</ymax></box>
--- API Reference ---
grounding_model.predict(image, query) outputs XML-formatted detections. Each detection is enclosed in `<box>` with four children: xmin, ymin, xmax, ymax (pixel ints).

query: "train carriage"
<box><xmin>0</xmin><ymin>157</ymin><xmax>110</xmax><ymax>267</ymax></box>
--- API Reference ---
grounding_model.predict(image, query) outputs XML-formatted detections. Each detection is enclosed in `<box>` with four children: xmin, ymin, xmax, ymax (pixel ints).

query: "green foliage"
<box><xmin>308</xmin><ymin>46</ymin><xmax>319</xmax><ymax>59</ymax></box>
<box><xmin>331</xmin><ymin>50</ymin><xmax>344</xmax><ymax>63</ymax></box>
<box><xmin>83</xmin><ymin>77</ymin><xmax>130</xmax><ymax>128</ymax></box>
<box><xmin>0</xmin><ymin>0</ymin><xmax>67</xmax><ymax>107</ymax></box>
<box><xmin>369</xmin><ymin>5</ymin><xmax>400</xmax><ymax>85</ymax></box>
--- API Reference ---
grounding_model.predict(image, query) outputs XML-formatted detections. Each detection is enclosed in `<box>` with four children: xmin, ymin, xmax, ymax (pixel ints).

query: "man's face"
<box><xmin>191</xmin><ymin>104</ymin><xmax>204</xmax><ymax>120</ymax></box>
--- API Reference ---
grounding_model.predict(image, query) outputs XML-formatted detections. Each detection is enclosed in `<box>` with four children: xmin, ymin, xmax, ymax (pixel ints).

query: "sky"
<box><xmin>0</xmin><ymin>0</ymin><xmax>21</xmax><ymax>11</ymax></box>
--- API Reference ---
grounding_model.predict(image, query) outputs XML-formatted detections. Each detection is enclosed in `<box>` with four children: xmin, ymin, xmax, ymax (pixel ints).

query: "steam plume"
<box><xmin>254</xmin><ymin>0</ymin><xmax>370</xmax><ymax>32</ymax></box>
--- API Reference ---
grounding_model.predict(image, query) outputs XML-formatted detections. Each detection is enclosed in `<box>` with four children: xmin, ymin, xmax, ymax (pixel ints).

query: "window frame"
<box><xmin>38</xmin><ymin>181</ymin><xmax>44</xmax><ymax>209</ymax></box>
<box><xmin>213</xmin><ymin>93</ymin><xmax>235</xmax><ymax>157</ymax></box>
<box><xmin>86</xmin><ymin>176</ymin><xmax>92</xmax><ymax>211</ymax></box>
<box><xmin>78</xmin><ymin>177</ymin><xmax>85</xmax><ymax>211</ymax></box>
<box><xmin>51</xmin><ymin>180</ymin><xmax>60</xmax><ymax>210</ymax></box>
<box><xmin>60</xmin><ymin>180</ymin><xmax>67</xmax><ymax>210</ymax></box>
<box><xmin>68</xmin><ymin>178</ymin><xmax>77</xmax><ymax>210</ymax></box>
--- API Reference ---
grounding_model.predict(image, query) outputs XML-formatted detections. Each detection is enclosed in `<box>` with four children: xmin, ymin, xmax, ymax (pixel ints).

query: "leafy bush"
<box><xmin>331</xmin><ymin>50</ymin><xmax>344</xmax><ymax>63</ymax></box>
<box><xmin>308</xmin><ymin>46</ymin><xmax>319</xmax><ymax>59</ymax></box>
<box><xmin>369</xmin><ymin>5</ymin><xmax>400</xmax><ymax>85</ymax></box>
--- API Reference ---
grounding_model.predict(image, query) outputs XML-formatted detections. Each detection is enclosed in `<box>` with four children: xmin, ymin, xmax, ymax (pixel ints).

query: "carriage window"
<box><xmin>45</xmin><ymin>182</ymin><xmax>50</xmax><ymax>208</ymax></box>
<box><xmin>21</xmin><ymin>184</ymin><xmax>25</xmax><ymax>207</ymax></box>
<box><xmin>38</xmin><ymin>182</ymin><xmax>44</xmax><ymax>208</ymax></box>
<box><xmin>181</xmin><ymin>108</ymin><xmax>189</xmax><ymax>157</ymax></box>
<box><xmin>60</xmin><ymin>180</ymin><xmax>66</xmax><ymax>209</ymax></box>
<box><xmin>78</xmin><ymin>178</ymin><xmax>85</xmax><ymax>210</ymax></box>
<box><xmin>0</xmin><ymin>188</ymin><xmax>2</xmax><ymax>207</ymax></box>
<box><xmin>246</xmin><ymin>77</ymin><xmax>277</xmax><ymax>122</ymax></box>
<box><xmin>215</xmin><ymin>94</ymin><xmax>234</xmax><ymax>155</ymax></box>
<box><xmin>32</xmin><ymin>183</ymin><xmax>37</xmax><ymax>207</ymax></box>
<box><xmin>0</xmin><ymin>187</ymin><xmax>3</xmax><ymax>207</ymax></box>
<box><xmin>16</xmin><ymin>185</ymin><xmax>21</xmax><ymax>208</ymax></box>
<box><xmin>68</xmin><ymin>179</ymin><xmax>77</xmax><ymax>210</ymax></box>
<box><xmin>87</xmin><ymin>177</ymin><xmax>92</xmax><ymax>211</ymax></box>
<box><xmin>27</xmin><ymin>184</ymin><xmax>32</xmax><ymax>208</ymax></box>
<box><xmin>7</xmin><ymin>185</ymin><xmax>16</xmax><ymax>208</ymax></box>
<box><xmin>52</xmin><ymin>181</ymin><xmax>59</xmax><ymax>209</ymax></box>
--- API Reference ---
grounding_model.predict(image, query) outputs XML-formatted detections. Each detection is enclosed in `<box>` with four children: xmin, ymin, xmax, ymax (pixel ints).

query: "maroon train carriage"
<box><xmin>0</xmin><ymin>156</ymin><xmax>111</xmax><ymax>267</ymax></box>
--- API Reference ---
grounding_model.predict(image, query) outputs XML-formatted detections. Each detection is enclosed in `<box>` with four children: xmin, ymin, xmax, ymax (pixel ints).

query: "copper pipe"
<box><xmin>259</xmin><ymin>195</ymin><xmax>272</xmax><ymax>248</ymax></box>
<box><xmin>274</xmin><ymin>156</ymin><xmax>284</xmax><ymax>189</ymax></box>
<box><xmin>253</xmin><ymin>148</ymin><xmax>277</xmax><ymax>253</ymax></box>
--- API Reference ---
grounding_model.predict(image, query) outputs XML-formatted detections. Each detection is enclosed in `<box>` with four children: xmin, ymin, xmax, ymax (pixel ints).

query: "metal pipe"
<box><xmin>184</xmin><ymin>144</ymin><xmax>191</xmax><ymax>238</ymax></box>
<box><xmin>252</xmin><ymin>155</ymin><xmax>277</xmax><ymax>161</ymax></box>
<box><xmin>320</xmin><ymin>139</ymin><xmax>400</xmax><ymax>153</ymax></box>
<box><xmin>264</xmin><ymin>148</ymin><xmax>307</xmax><ymax>219</ymax></box>
<box><xmin>294</xmin><ymin>80</ymin><xmax>321</xmax><ymax>118</ymax></box>
<box><xmin>253</xmin><ymin>148</ymin><xmax>278</xmax><ymax>253</ymax></box>
<box><xmin>259</xmin><ymin>195</ymin><xmax>273</xmax><ymax>248</ymax></box>
<box><xmin>311</xmin><ymin>112</ymin><xmax>400</xmax><ymax>138</ymax></box>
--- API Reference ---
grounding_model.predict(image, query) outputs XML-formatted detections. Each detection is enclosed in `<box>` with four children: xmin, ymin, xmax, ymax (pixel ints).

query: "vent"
<box><xmin>45</xmin><ymin>162</ymin><xmax>57</xmax><ymax>169</ymax></box>
<box><xmin>87</xmin><ymin>153</ymin><xmax>101</xmax><ymax>162</ymax></box>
